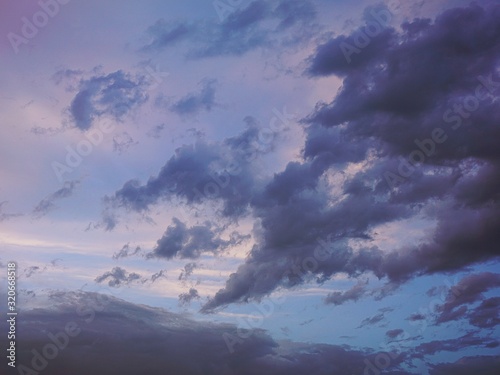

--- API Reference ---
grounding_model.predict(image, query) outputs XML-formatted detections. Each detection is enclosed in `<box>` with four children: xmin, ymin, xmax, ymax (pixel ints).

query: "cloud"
<box><xmin>147</xmin><ymin>123</ymin><xmax>165</xmax><ymax>139</ymax></box>
<box><xmin>413</xmin><ymin>332</ymin><xmax>498</xmax><ymax>359</ymax></box>
<box><xmin>141</xmin><ymin>0</ymin><xmax>318</xmax><ymax>59</ymax></box>
<box><xmin>112</xmin><ymin>131</ymin><xmax>138</xmax><ymax>154</ymax></box>
<box><xmin>10</xmin><ymin>291</ymin><xmax>388</xmax><ymax>375</ymax></box>
<box><xmin>179</xmin><ymin>262</ymin><xmax>198</xmax><ymax>280</ymax></box>
<box><xmin>106</xmin><ymin>114</ymin><xmax>284</xmax><ymax>218</ymax></box>
<box><xmin>68</xmin><ymin>70</ymin><xmax>149</xmax><ymax>130</ymax></box>
<box><xmin>467</xmin><ymin>297</ymin><xmax>500</xmax><ymax>328</ymax></box>
<box><xmin>358</xmin><ymin>312</ymin><xmax>385</xmax><ymax>328</ymax></box>
<box><xmin>169</xmin><ymin>79</ymin><xmax>217</xmax><ymax>116</ymax></box>
<box><xmin>407</xmin><ymin>313</ymin><xmax>426</xmax><ymax>322</ymax></box>
<box><xmin>386</xmin><ymin>329</ymin><xmax>404</xmax><ymax>340</ymax></box>
<box><xmin>325</xmin><ymin>279</ymin><xmax>368</xmax><ymax>305</ymax></box>
<box><xmin>436</xmin><ymin>272</ymin><xmax>500</xmax><ymax>324</ymax></box>
<box><xmin>429</xmin><ymin>355</ymin><xmax>500</xmax><ymax>375</ymax></box>
<box><xmin>179</xmin><ymin>288</ymin><xmax>200</xmax><ymax>306</ymax></box>
<box><xmin>150</xmin><ymin>269</ymin><xmax>168</xmax><ymax>283</ymax></box>
<box><xmin>0</xmin><ymin>201</ymin><xmax>21</xmax><ymax>222</ymax></box>
<box><xmin>94</xmin><ymin>267</ymin><xmax>142</xmax><ymax>287</ymax></box>
<box><xmin>148</xmin><ymin>218</ymin><xmax>248</xmax><ymax>259</ymax></box>
<box><xmin>105</xmin><ymin>2</ymin><xmax>500</xmax><ymax>314</ymax></box>
<box><xmin>112</xmin><ymin>243</ymin><xmax>142</xmax><ymax>260</ymax></box>
<box><xmin>24</xmin><ymin>266</ymin><xmax>45</xmax><ymax>278</ymax></box>
<box><xmin>33</xmin><ymin>180</ymin><xmax>80</xmax><ymax>218</ymax></box>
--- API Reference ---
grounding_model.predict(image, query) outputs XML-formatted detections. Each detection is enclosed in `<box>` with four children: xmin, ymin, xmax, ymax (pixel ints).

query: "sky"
<box><xmin>0</xmin><ymin>0</ymin><xmax>499</xmax><ymax>374</ymax></box>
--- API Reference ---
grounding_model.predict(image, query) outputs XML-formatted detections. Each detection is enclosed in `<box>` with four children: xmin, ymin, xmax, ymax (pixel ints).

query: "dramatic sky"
<box><xmin>1</xmin><ymin>0</ymin><xmax>500</xmax><ymax>374</ymax></box>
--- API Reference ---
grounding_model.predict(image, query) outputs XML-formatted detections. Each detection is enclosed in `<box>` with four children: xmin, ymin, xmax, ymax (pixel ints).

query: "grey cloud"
<box><xmin>106</xmin><ymin>2</ymin><xmax>500</xmax><ymax>314</ymax></box>
<box><xmin>358</xmin><ymin>312</ymin><xmax>385</xmax><ymax>328</ymax></box>
<box><xmin>179</xmin><ymin>262</ymin><xmax>198</xmax><ymax>280</ymax></box>
<box><xmin>436</xmin><ymin>272</ymin><xmax>500</xmax><ymax>324</ymax></box>
<box><xmin>149</xmin><ymin>218</ymin><xmax>248</xmax><ymax>259</ymax></box>
<box><xmin>325</xmin><ymin>279</ymin><xmax>368</xmax><ymax>305</ymax></box>
<box><xmin>24</xmin><ymin>266</ymin><xmax>45</xmax><ymax>278</ymax></box>
<box><xmin>467</xmin><ymin>297</ymin><xmax>500</xmax><ymax>328</ymax></box>
<box><xmin>112</xmin><ymin>131</ymin><xmax>138</xmax><ymax>154</ymax></box>
<box><xmin>429</xmin><ymin>355</ymin><xmax>500</xmax><ymax>375</ymax></box>
<box><xmin>112</xmin><ymin>243</ymin><xmax>142</xmax><ymax>260</ymax></box>
<box><xmin>0</xmin><ymin>201</ymin><xmax>21</xmax><ymax>222</ymax></box>
<box><xmin>386</xmin><ymin>329</ymin><xmax>404</xmax><ymax>340</ymax></box>
<box><xmin>179</xmin><ymin>288</ymin><xmax>200</xmax><ymax>306</ymax></box>
<box><xmin>94</xmin><ymin>267</ymin><xmax>142</xmax><ymax>287</ymax></box>
<box><xmin>407</xmin><ymin>313</ymin><xmax>426</xmax><ymax>322</ymax></box>
<box><xmin>68</xmin><ymin>70</ymin><xmax>149</xmax><ymax>130</ymax></box>
<box><xmin>142</xmin><ymin>0</ymin><xmax>319</xmax><ymax>59</ymax></box>
<box><xmin>169</xmin><ymin>79</ymin><xmax>217</xmax><ymax>116</ymax></box>
<box><xmin>106</xmin><ymin>115</ymin><xmax>281</xmax><ymax>218</ymax></box>
<box><xmin>147</xmin><ymin>123</ymin><xmax>165</xmax><ymax>139</ymax></box>
<box><xmin>8</xmin><ymin>291</ymin><xmax>394</xmax><ymax>375</ymax></box>
<box><xmin>413</xmin><ymin>332</ymin><xmax>498</xmax><ymax>359</ymax></box>
<box><xmin>33</xmin><ymin>180</ymin><xmax>80</xmax><ymax>218</ymax></box>
<box><xmin>150</xmin><ymin>269</ymin><xmax>168</xmax><ymax>283</ymax></box>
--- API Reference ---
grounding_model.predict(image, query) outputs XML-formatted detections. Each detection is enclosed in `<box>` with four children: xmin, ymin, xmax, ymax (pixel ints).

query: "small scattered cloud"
<box><xmin>178</xmin><ymin>288</ymin><xmax>200</xmax><ymax>306</ymax></box>
<box><xmin>33</xmin><ymin>180</ymin><xmax>80</xmax><ymax>218</ymax></box>
<box><xmin>112</xmin><ymin>243</ymin><xmax>142</xmax><ymax>260</ymax></box>
<box><xmin>95</xmin><ymin>267</ymin><xmax>142</xmax><ymax>287</ymax></box>
<box><xmin>169</xmin><ymin>79</ymin><xmax>217</xmax><ymax>116</ymax></box>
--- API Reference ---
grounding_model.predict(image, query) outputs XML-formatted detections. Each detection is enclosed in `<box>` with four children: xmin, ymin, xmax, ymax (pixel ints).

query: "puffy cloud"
<box><xmin>105</xmin><ymin>1</ymin><xmax>500</xmax><ymax>314</ymax></box>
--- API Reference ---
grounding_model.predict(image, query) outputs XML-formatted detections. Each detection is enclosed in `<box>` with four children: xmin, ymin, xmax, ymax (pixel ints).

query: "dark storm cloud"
<box><xmin>467</xmin><ymin>297</ymin><xmax>500</xmax><ymax>328</ymax></box>
<box><xmin>412</xmin><ymin>332</ymin><xmax>498</xmax><ymax>359</ymax></box>
<box><xmin>33</xmin><ymin>180</ymin><xmax>80</xmax><ymax>218</ymax></box>
<box><xmin>106</xmin><ymin>2</ymin><xmax>500</xmax><ymax>312</ymax></box>
<box><xmin>8</xmin><ymin>291</ymin><xmax>399</xmax><ymax>375</ymax></box>
<box><xmin>196</xmin><ymin>1</ymin><xmax>500</xmax><ymax>311</ymax></box>
<box><xmin>169</xmin><ymin>79</ymin><xmax>217</xmax><ymax>115</ymax></box>
<box><xmin>429</xmin><ymin>355</ymin><xmax>500</xmax><ymax>375</ymax></box>
<box><xmin>142</xmin><ymin>0</ymin><xmax>318</xmax><ymax>59</ymax></box>
<box><xmin>68</xmin><ymin>70</ymin><xmax>149</xmax><ymax>130</ymax></box>
<box><xmin>148</xmin><ymin>218</ymin><xmax>248</xmax><ymax>259</ymax></box>
<box><xmin>435</xmin><ymin>272</ymin><xmax>500</xmax><ymax>324</ymax></box>
<box><xmin>94</xmin><ymin>267</ymin><xmax>142</xmax><ymax>287</ymax></box>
